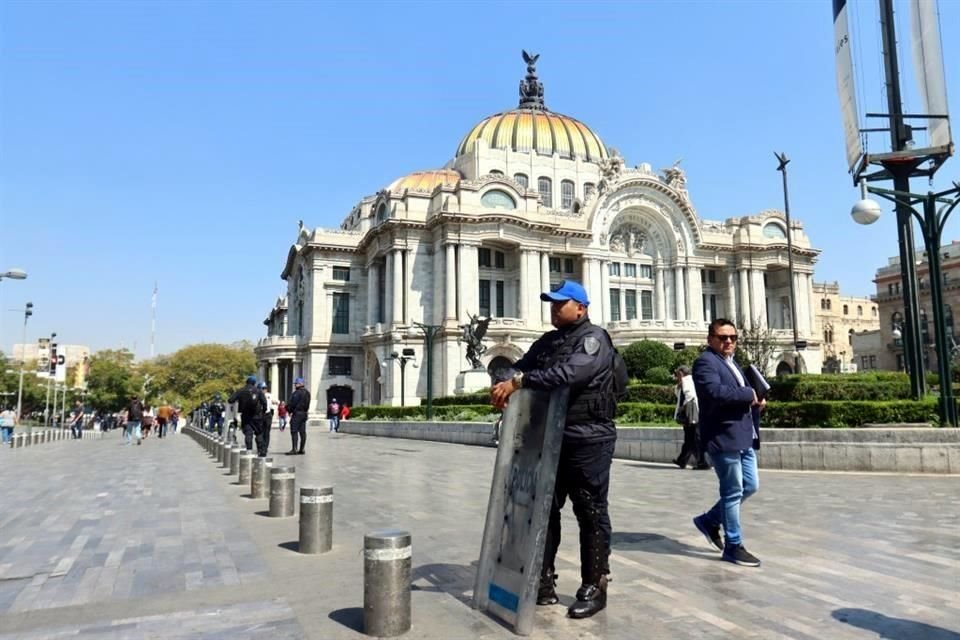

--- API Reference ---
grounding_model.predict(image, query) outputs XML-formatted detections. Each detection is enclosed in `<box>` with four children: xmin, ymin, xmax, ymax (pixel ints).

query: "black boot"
<box><xmin>567</xmin><ymin>575</ymin><xmax>607</xmax><ymax>619</ymax></box>
<box><xmin>536</xmin><ymin>568</ymin><xmax>559</xmax><ymax>605</ymax></box>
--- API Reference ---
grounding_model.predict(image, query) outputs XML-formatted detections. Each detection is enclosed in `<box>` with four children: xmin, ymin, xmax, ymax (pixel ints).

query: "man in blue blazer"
<box><xmin>691</xmin><ymin>318</ymin><xmax>764</xmax><ymax>567</ymax></box>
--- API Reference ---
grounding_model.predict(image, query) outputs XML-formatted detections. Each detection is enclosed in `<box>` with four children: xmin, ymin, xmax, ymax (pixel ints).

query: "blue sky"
<box><xmin>2</xmin><ymin>0</ymin><xmax>958</xmax><ymax>359</ymax></box>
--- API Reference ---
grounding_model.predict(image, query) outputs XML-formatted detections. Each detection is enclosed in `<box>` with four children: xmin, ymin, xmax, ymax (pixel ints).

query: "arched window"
<box><xmin>584</xmin><ymin>182</ymin><xmax>596</xmax><ymax>199</ymax></box>
<box><xmin>376</xmin><ymin>202</ymin><xmax>388</xmax><ymax>223</ymax></box>
<box><xmin>560</xmin><ymin>180</ymin><xmax>575</xmax><ymax>209</ymax></box>
<box><xmin>848</xmin><ymin>328</ymin><xmax>855</xmax><ymax>345</ymax></box>
<box><xmin>820</xmin><ymin>299</ymin><xmax>827</xmax><ymax>310</ymax></box>
<box><xmin>762</xmin><ymin>223</ymin><xmax>787</xmax><ymax>240</ymax></box>
<box><xmin>872</xmin><ymin>306</ymin><xmax>877</xmax><ymax>316</ymax></box>
<box><xmin>513</xmin><ymin>173</ymin><xmax>529</xmax><ymax>189</ymax></box>
<box><xmin>826</xmin><ymin>299</ymin><xmax>832</xmax><ymax>310</ymax></box>
<box><xmin>891</xmin><ymin>311</ymin><xmax>903</xmax><ymax>331</ymax></box>
<box><xmin>489</xmin><ymin>170</ymin><xmax>504</xmax><ymax>177</ymax></box>
<box><xmin>857</xmin><ymin>305</ymin><xmax>863</xmax><ymax>316</ymax></box>
<box><xmin>480</xmin><ymin>189</ymin><xmax>516</xmax><ymax>210</ymax></box>
<box><xmin>843</xmin><ymin>304</ymin><xmax>849</xmax><ymax>315</ymax></box>
<box><xmin>537</xmin><ymin>177</ymin><xmax>553</xmax><ymax>208</ymax></box>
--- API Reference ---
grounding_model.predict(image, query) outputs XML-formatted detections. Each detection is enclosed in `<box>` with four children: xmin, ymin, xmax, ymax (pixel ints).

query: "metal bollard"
<box><xmin>238</xmin><ymin>451</ymin><xmax>255</xmax><ymax>485</ymax></box>
<box><xmin>13</xmin><ymin>434</ymin><xmax>22</xmax><ymax>448</ymax></box>
<box><xmin>269</xmin><ymin>466</ymin><xmax>296</xmax><ymax>517</ymax></box>
<box><xmin>218</xmin><ymin>440</ymin><xmax>228</xmax><ymax>465</ymax></box>
<box><xmin>229</xmin><ymin>446</ymin><xmax>241</xmax><ymax>475</ymax></box>
<box><xmin>250</xmin><ymin>457</ymin><xmax>273</xmax><ymax>499</ymax></box>
<box><xmin>299</xmin><ymin>487</ymin><xmax>333</xmax><ymax>554</ymax></box>
<box><xmin>363</xmin><ymin>528</ymin><xmax>412</xmax><ymax>637</ymax></box>
<box><xmin>221</xmin><ymin>443</ymin><xmax>233</xmax><ymax>469</ymax></box>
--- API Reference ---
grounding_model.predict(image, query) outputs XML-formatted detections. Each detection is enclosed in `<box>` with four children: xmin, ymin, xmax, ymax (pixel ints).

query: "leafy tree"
<box><xmin>86</xmin><ymin>349</ymin><xmax>138</xmax><ymax>411</ymax></box>
<box><xmin>147</xmin><ymin>343</ymin><xmax>256</xmax><ymax>410</ymax></box>
<box><xmin>621</xmin><ymin>340</ymin><xmax>675</xmax><ymax>380</ymax></box>
<box><xmin>644</xmin><ymin>366</ymin><xmax>674</xmax><ymax>385</ymax></box>
<box><xmin>734</xmin><ymin>319</ymin><xmax>781</xmax><ymax>375</ymax></box>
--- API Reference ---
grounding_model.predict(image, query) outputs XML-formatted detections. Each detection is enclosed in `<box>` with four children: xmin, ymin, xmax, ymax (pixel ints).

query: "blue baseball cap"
<box><xmin>246</xmin><ymin>375</ymin><xmax>258</xmax><ymax>384</ymax></box>
<box><xmin>540</xmin><ymin>280</ymin><xmax>589</xmax><ymax>306</ymax></box>
<box><xmin>294</xmin><ymin>377</ymin><xmax>305</xmax><ymax>385</ymax></box>
<box><xmin>257</xmin><ymin>382</ymin><xmax>267</xmax><ymax>389</ymax></box>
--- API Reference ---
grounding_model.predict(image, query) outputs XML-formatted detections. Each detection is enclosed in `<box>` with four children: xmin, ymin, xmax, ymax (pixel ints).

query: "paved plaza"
<box><xmin>0</xmin><ymin>428</ymin><xmax>957</xmax><ymax>639</ymax></box>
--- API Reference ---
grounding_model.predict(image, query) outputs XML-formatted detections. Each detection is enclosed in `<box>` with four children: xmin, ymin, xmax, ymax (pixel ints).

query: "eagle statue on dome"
<box><xmin>519</xmin><ymin>50</ymin><xmax>545</xmax><ymax>109</ymax></box>
<box><xmin>522</xmin><ymin>50</ymin><xmax>539</xmax><ymax>69</ymax></box>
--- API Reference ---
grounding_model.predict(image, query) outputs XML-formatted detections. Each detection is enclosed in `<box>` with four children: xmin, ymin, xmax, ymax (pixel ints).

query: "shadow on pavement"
<box><xmin>410</xmin><ymin>562</ymin><xmax>477</xmax><ymax>606</ymax></box>
<box><xmin>832</xmin><ymin>608</ymin><xmax>960</xmax><ymax>640</ymax></box>
<box><xmin>329</xmin><ymin>607</ymin><xmax>364</xmax><ymax>632</ymax></box>
<box><xmin>611</xmin><ymin>532</ymin><xmax>715</xmax><ymax>559</ymax></box>
<box><xmin>278</xmin><ymin>541</ymin><xmax>299</xmax><ymax>552</ymax></box>
<box><xmin>254</xmin><ymin>510</ymin><xmax>271</xmax><ymax>517</ymax></box>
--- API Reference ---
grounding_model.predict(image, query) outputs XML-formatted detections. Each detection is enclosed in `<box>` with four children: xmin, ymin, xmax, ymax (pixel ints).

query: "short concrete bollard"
<box><xmin>251</xmin><ymin>457</ymin><xmax>273</xmax><ymax>499</ymax></box>
<box><xmin>363</xmin><ymin>528</ymin><xmax>412</xmax><ymax>637</ymax></box>
<box><xmin>221</xmin><ymin>443</ymin><xmax>233</xmax><ymax>470</ymax></box>
<box><xmin>299</xmin><ymin>487</ymin><xmax>333</xmax><ymax>554</ymax></box>
<box><xmin>269</xmin><ymin>466</ymin><xmax>296</xmax><ymax>517</ymax></box>
<box><xmin>218</xmin><ymin>440</ymin><xmax>228</xmax><ymax>465</ymax></box>
<box><xmin>238</xmin><ymin>451</ymin><xmax>255</xmax><ymax>485</ymax></box>
<box><xmin>229</xmin><ymin>446</ymin><xmax>241</xmax><ymax>475</ymax></box>
<box><xmin>14</xmin><ymin>434</ymin><xmax>23</xmax><ymax>448</ymax></box>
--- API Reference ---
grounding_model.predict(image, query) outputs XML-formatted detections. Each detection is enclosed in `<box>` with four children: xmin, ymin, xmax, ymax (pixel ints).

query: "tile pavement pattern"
<box><xmin>0</xmin><ymin>427</ymin><xmax>957</xmax><ymax>639</ymax></box>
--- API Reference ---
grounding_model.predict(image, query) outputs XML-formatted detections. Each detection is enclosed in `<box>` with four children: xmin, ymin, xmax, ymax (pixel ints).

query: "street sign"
<box><xmin>473</xmin><ymin>387</ymin><xmax>568</xmax><ymax>636</ymax></box>
<box><xmin>55</xmin><ymin>354</ymin><xmax>66</xmax><ymax>383</ymax></box>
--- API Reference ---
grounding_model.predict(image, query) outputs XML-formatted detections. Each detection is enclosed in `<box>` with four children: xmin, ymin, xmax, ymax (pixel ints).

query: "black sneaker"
<box><xmin>722</xmin><ymin>544</ymin><xmax>761</xmax><ymax>567</ymax></box>
<box><xmin>536</xmin><ymin>573</ymin><xmax>559</xmax><ymax>606</ymax></box>
<box><xmin>693</xmin><ymin>515</ymin><xmax>723</xmax><ymax>551</ymax></box>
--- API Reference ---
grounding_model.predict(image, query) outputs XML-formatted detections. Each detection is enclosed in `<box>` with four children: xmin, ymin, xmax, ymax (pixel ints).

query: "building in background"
<box><xmin>851</xmin><ymin>329</ymin><xmax>883</xmax><ymax>371</ymax></box>
<box><xmin>11</xmin><ymin>343</ymin><xmax>90</xmax><ymax>373</ymax></box>
<box><xmin>812</xmin><ymin>281</ymin><xmax>880</xmax><ymax>372</ymax></box>
<box><xmin>873</xmin><ymin>240</ymin><xmax>960</xmax><ymax>372</ymax></box>
<box><xmin>255</xmin><ymin>53</ymin><xmax>823</xmax><ymax>412</ymax></box>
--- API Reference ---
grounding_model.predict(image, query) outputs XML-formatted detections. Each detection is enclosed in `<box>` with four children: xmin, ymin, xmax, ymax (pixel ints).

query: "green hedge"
<box><xmin>349</xmin><ymin>404</ymin><xmax>496</xmax><ymax>421</ymax></box>
<box><xmin>760</xmin><ymin>399</ymin><xmax>938</xmax><ymax>428</ymax></box>
<box><xmin>768</xmin><ymin>379</ymin><xmax>913</xmax><ymax>401</ymax></box>
<box><xmin>425</xmin><ymin>392</ymin><xmax>489</xmax><ymax>406</ymax></box>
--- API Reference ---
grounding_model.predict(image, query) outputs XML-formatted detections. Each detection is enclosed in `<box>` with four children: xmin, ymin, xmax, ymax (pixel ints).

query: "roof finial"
<box><xmin>518</xmin><ymin>50</ymin><xmax>546</xmax><ymax>110</ymax></box>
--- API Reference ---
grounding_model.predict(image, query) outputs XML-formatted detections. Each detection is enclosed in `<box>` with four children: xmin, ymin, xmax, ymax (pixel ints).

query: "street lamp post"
<box><xmin>412</xmin><ymin>322</ymin><xmax>443</xmax><ymax>420</ymax></box>
<box><xmin>388</xmin><ymin>349</ymin><xmax>417</xmax><ymax>407</ymax></box>
<box><xmin>0</xmin><ymin>268</ymin><xmax>27</xmax><ymax>282</ymax></box>
<box><xmin>15</xmin><ymin>302</ymin><xmax>33</xmax><ymax>428</ymax></box>
<box><xmin>44</xmin><ymin>332</ymin><xmax>56</xmax><ymax>427</ymax></box>
<box><xmin>858</xmin><ymin>182</ymin><xmax>960</xmax><ymax>426</ymax></box>
<box><xmin>775</xmin><ymin>152</ymin><xmax>802</xmax><ymax>361</ymax></box>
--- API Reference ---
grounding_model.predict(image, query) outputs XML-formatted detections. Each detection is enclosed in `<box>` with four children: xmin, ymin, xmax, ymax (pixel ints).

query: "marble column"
<box><xmin>270</xmin><ymin>361</ymin><xmax>279</xmax><ymax>398</ymax></box>
<box><xmin>519</xmin><ymin>250</ymin><xmax>529</xmax><ymax>321</ymax></box>
<box><xmin>540</xmin><ymin>252</ymin><xmax>551</xmax><ymax>325</ymax></box>
<box><xmin>751</xmin><ymin>268</ymin><xmax>767</xmax><ymax>328</ymax></box>
<box><xmin>385</xmin><ymin>252</ymin><xmax>395</xmax><ymax>326</ymax></box>
<box><xmin>655</xmin><ymin>265</ymin><xmax>666</xmax><ymax>320</ymax></box>
<box><xmin>367</xmin><ymin>262</ymin><xmax>378</xmax><ymax>327</ymax></box>
<box><xmin>460</xmin><ymin>245</ymin><xmax>479</xmax><ymax>319</ymax></box>
<box><xmin>600</xmin><ymin>260</ymin><xmax>611</xmax><ymax>325</ymax></box>
<box><xmin>688</xmin><ymin>266</ymin><xmax>704</xmax><ymax>324</ymax></box>
<box><xmin>674</xmin><ymin>266</ymin><xmax>687</xmax><ymax>321</ymax></box>
<box><xmin>392</xmin><ymin>250</ymin><xmax>404</xmax><ymax>327</ymax></box>
<box><xmin>404</xmin><ymin>247</ymin><xmax>413</xmax><ymax>325</ymax></box>
<box><xmin>738</xmin><ymin>268</ymin><xmax>750</xmax><ymax>326</ymax></box>
<box><xmin>445</xmin><ymin>243</ymin><xmax>457</xmax><ymax>321</ymax></box>
<box><xmin>726</xmin><ymin>269</ymin><xmax>738</xmax><ymax>325</ymax></box>
<box><xmin>619</xmin><ymin>288</ymin><xmax>627</xmax><ymax>321</ymax></box>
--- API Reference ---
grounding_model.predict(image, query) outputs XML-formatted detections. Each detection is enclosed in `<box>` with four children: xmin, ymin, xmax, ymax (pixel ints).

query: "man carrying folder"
<box><xmin>691</xmin><ymin>318</ymin><xmax>766</xmax><ymax>567</ymax></box>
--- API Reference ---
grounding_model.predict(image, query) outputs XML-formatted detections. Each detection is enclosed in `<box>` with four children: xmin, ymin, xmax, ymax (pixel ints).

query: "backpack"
<box><xmin>602</xmin><ymin>329</ymin><xmax>629</xmax><ymax>400</ymax></box>
<box><xmin>239</xmin><ymin>388</ymin><xmax>260</xmax><ymax>415</ymax></box>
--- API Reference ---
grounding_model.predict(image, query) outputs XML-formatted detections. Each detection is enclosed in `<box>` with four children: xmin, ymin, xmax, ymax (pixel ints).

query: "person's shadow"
<box><xmin>832</xmin><ymin>608</ymin><xmax>960</xmax><ymax>640</ymax></box>
<box><xmin>611</xmin><ymin>532</ymin><xmax>715</xmax><ymax>559</ymax></box>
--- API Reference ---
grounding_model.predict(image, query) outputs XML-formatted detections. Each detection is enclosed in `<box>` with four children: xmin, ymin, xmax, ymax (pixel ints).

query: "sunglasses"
<box><xmin>711</xmin><ymin>334</ymin><xmax>738</xmax><ymax>342</ymax></box>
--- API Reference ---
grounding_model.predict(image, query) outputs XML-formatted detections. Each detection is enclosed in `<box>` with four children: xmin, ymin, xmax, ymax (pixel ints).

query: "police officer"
<box><xmin>229</xmin><ymin>376</ymin><xmax>268</xmax><ymax>456</ymax></box>
<box><xmin>208</xmin><ymin>395</ymin><xmax>225</xmax><ymax>435</ymax></box>
<box><xmin>491</xmin><ymin>279</ymin><xmax>626</xmax><ymax>619</ymax></box>
<box><xmin>258</xmin><ymin>381</ymin><xmax>274</xmax><ymax>454</ymax></box>
<box><xmin>286</xmin><ymin>377</ymin><xmax>311</xmax><ymax>455</ymax></box>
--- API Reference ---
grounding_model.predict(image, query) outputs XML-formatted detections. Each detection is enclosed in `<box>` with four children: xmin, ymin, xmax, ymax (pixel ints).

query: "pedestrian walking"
<box><xmin>692</xmin><ymin>318</ymin><xmax>765</xmax><ymax>567</ymax></box>
<box><xmin>672</xmin><ymin>365</ymin><xmax>708</xmax><ymax>469</ymax></box>
<box><xmin>69</xmin><ymin>400</ymin><xmax>84</xmax><ymax>439</ymax></box>
<box><xmin>0</xmin><ymin>406</ymin><xmax>16</xmax><ymax>444</ymax></box>
<box><xmin>156</xmin><ymin>404</ymin><xmax>172</xmax><ymax>438</ymax></box>
<box><xmin>229</xmin><ymin>376</ymin><xmax>268</xmax><ymax>456</ymax></box>
<box><xmin>327</xmin><ymin>398</ymin><xmax>340</xmax><ymax>433</ymax></box>
<box><xmin>277</xmin><ymin>401</ymin><xmax>288</xmax><ymax>431</ymax></box>
<box><xmin>126</xmin><ymin>395</ymin><xmax>144</xmax><ymax>445</ymax></box>
<box><xmin>286</xmin><ymin>377</ymin><xmax>311</xmax><ymax>455</ymax></box>
<box><xmin>490</xmin><ymin>280</ymin><xmax>627</xmax><ymax>619</ymax></box>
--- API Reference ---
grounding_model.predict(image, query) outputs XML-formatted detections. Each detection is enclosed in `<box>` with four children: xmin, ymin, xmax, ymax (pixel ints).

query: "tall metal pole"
<box><xmin>15</xmin><ymin>303</ymin><xmax>32</xmax><ymax>427</ymax></box>
<box><xmin>43</xmin><ymin>333</ymin><xmax>56</xmax><ymax>427</ymax></box>
<box><xmin>399</xmin><ymin>359</ymin><xmax>406</xmax><ymax>408</ymax></box>
<box><xmin>775</xmin><ymin>153</ymin><xmax>801</xmax><ymax>357</ymax></box>
<box><xmin>879</xmin><ymin>0</ymin><xmax>926</xmax><ymax>397</ymax></box>
<box><xmin>413</xmin><ymin>322</ymin><xmax>442</xmax><ymax>420</ymax></box>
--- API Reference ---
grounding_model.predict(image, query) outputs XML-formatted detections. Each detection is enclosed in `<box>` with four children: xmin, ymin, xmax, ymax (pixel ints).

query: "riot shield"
<box><xmin>473</xmin><ymin>387</ymin><xmax>568</xmax><ymax>636</ymax></box>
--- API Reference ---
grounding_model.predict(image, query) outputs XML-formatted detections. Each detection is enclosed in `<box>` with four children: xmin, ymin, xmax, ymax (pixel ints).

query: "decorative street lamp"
<box><xmin>775</xmin><ymin>152</ymin><xmax>802</xmax><ymax>364</ymax></box>
<box><xmin>16</xmin><ymin>302</ymin><xmax>33</xmax><ymax>426</ymax></box>
<box><xmin>853</xmin><ymin>182</ymin><xmax>960</xmax><ymax>426</ymax></box>
<box><xmin>44</xmin><ymin>332</ymin><xmax>56</xmax><ymax>427</ymax></box>
<box><xmin>0</xmin><ymin>268</ymin><xmax>27</xmax><ymax>281</ymax></box>
<box><xmin>412</xmin><ymin>322</ymin><xmax>443</xmax><ymax>419</ymax></box>
<box><xmin>388</xmin><ymin>349</ymin><xmax>417</xmax><ymax>407</ymax></box>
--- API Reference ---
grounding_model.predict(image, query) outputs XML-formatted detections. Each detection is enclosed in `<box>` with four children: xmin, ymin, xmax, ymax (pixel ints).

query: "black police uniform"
<box><xmin>512</xmin><ymin>314</ymin><xmax>622</xmax><ymax>617</ymax></box>
<box><xmin>229</xmin><ymin>383</ymin><xmax>268</xmax><ymax>456</ymax></box>
<box><xmin>286</xmin><ymin>387</ymin><xmax>311</xmax><ymax>454</ymax></box>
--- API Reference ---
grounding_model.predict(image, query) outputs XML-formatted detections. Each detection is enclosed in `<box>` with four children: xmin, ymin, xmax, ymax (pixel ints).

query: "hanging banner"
<box><xmin>910</xmin><ymin>0</ymin><xmax>953</xmax><ymax>150</ymax></box>
<box><xmin>833</xmin><ymin>0</ymin><xmax>863</xmax><ymax>172</ymax></box>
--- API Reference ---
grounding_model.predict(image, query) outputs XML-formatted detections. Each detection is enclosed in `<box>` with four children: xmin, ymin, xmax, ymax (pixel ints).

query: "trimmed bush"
<box><xmin>615</xmin><ymin>402</ymin><xmax>676</xmax><ymax>424</ymax></box>
<box><xmin>426</xmin><ymin>392</ymin><xmax>489</xmax><ymax>406</ymax></box>
<box><xmin>644</xmin><ymin>366</ymin><xmax>675</xmax><ymax>385</ymax></box>
<box><xmin>768</xmin><ymin>379</ymin><xmax>913</xmax><ymax>402</ymax></box>
<box><xmin>623</xmin><ymin>384</ymin><xmax>675</xmax><ymax>404</ymax></box>
<box><xmin>348</xmin><ymin>404</ymin><xmax>496</xmax><ymax>421</ymax></box>
<box><xmin>672</xmin><ymin>346</ymin><xmax>704</xmax><ymax>371</ymax></box>
<box><xmin>622</xmin><ymin>340</ymin><xmax>675</xmax><ymax>379</ymax></box>
<box><xmin>761</xmin><ymin>399</ymin><xmax>938</xmax><ymax>428</ymax></box>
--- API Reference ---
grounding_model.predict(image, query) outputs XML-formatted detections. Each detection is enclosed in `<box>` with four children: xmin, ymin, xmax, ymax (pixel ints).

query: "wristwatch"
<box><xmin>511</xmin><ymin>371</ymin><xmax>524</xmax><ymax>389</ymax></box>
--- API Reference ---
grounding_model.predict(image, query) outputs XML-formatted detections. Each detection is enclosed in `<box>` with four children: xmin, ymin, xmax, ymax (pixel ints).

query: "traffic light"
<box><xmin>49</xmin><ymin>344</ymin><xmax>58</xmax><ymax>375</ymax></box>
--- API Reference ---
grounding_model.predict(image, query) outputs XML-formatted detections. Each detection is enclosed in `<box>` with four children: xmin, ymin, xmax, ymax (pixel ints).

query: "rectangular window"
<box><xmin>332</xmin><ymin>266</ymin><xmax>350</xmax><ymax>281</ymax></box>
<box><xmin>332</xmin><ymin>293</ymin><xmax>350</xmax><ymax>334</ymax></box>
<box><xmin>708</xmin><ymin>269</ymin><xmax>717</xmax><ymax>284</ymax></box>
<box><xmin>564</xmin><ymin>258</ymin><xmax>574</xmax><ymax>274</ymax></box>
<box><xmin>478</xmin><ymin>248</ymin><xmax>492</xmax><ymax>267</ymax></box>
<box><xmin>496</xmin><ymin>281</ymin><xmax>505</xmax><ymax>317</ymax></box>
<box><xmin>584</xmin><ymin>183</ymin><xmax>595</xmax><ymax>199</ymax></box>
<box><xmin>625</xmin><ymin>263</ymin><xmax>637</xmax><ymax>278</ymax></box>
<box><xmin>625</xmin><ymin>290</ymin><xmax>637</xmax><ymax>320</ymax></box>
<box><xmin>709</xmin><ymin>294</ymin><xmax>718</xmax><ymax>321</ymax></box>
<box><xmin>561</xmin><ymin>180</ymin><xmax>575</xmax><ymax>209</ymax></box>
<box><xmin>376</xmin><ymin>263</ymin><xmax>386</xmax><ymax>323</ymax></box>
<box><xmin>549</xmin><ymin>257</ymin><xmax>562</xmax><ymax>272</ymax></box>
<box><xmin>641</xmin><ymin>290</ymin><xmax>653</xmax><ymax>320</ymax></box>
<box><xmin>495</xmin><ymin>251</ymin><xmax>505</xmax><ymax>269</ymax></box>
<box><xmin>861</xmin><ymin>356</ymin><xmax>869</xmax><ymax>369</ymax></box>
<box><xmin>513</xmin><ymin>173</ymin><xmax>529</xmax><ymax>188</ymax></box>
<box><xmin>609</xmin><ymin>262</ymin><xmax>621</xmax><ymax>276</ymax></box>
<box><xmin>479</xmin><ymin>279</ymin><xmax>491</xmax><ymax>317</ymax></box>
<box><xmin>869</xmin><ymin>355</ymin><xmax>877</xmax><ymax>369</ymax></box>
<box><xmin>609</xmin><ymin>289</ymin><xmax>621</xmax><ymax>321</ymax></box>
<box><xmin>641</xmin><ymin>264</ymin><xmax>652</xmax><ymax>279</ymax></box>
<box><xmin>538</xmin><ymin>177</ymin><xmax>552</xmax><ymax>208</ymax></box>
<box><xmin>329</xmin><ymin>356</ymin><xmax>352</xmax><ymax>376</ymax></box>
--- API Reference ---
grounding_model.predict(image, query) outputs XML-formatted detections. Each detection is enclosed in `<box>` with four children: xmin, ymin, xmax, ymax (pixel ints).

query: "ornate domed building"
<box><xmin>255</xmin><ymin>52</ymin><xmax>822</xmax><ymax>411</ymax></box>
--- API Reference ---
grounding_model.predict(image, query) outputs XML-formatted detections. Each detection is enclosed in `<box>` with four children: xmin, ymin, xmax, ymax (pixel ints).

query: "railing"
<box><xmin>256</xmin><ymin>335</ymin><xmax>297</xmax><ymax>348</ymax></box>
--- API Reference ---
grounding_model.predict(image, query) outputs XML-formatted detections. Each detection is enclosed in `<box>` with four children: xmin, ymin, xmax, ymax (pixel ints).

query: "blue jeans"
<box><xmin>328</xmin><ymin>417</ymin><xmax>339</xmax><ymax>432</ymax></box>
<box><xmin>1</xmin><ymin>427</ymin><xmax>12</xmax><ymax>444</ymax></box>
<box><xmin>125</xmin><ymin>421</ymin><xmax>142</xmax><ymax>443</ymax></box>
<box><xmin>702</xmin><ymin>448</ymin><xmax>759</xmax><ymax>546</ymax></box>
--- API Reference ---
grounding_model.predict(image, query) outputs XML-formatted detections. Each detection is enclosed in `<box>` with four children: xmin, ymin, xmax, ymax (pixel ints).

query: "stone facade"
<box><xmin>255</xmin><ymin>55</ymin><xmax>824</xmax><ymax>412</ymax></box>
<box><xmin>873</xmin><ymin>240</ymin><xmax>960</xmax><ymax>372</ymax></box>
<box><xmin>812</xmin><ymin>281</ymin><xmax>880</xmax><ymax>372</ymax></box>
<box><xmin>851</xmin><ymin>329</ymin><xmax>883</xmax><ymax>371</ymax></box>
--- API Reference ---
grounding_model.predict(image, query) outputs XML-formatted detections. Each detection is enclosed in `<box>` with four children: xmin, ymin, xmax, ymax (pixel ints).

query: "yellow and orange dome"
<box><xmin>386</xmin><ymin>169</ymin><xmax>461</xmax><ymax>193</ymax></box>
<box><xmin>456</xmin><ymin>109</ymin><xmax>608</xmax><ymax>162</ymax></box>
